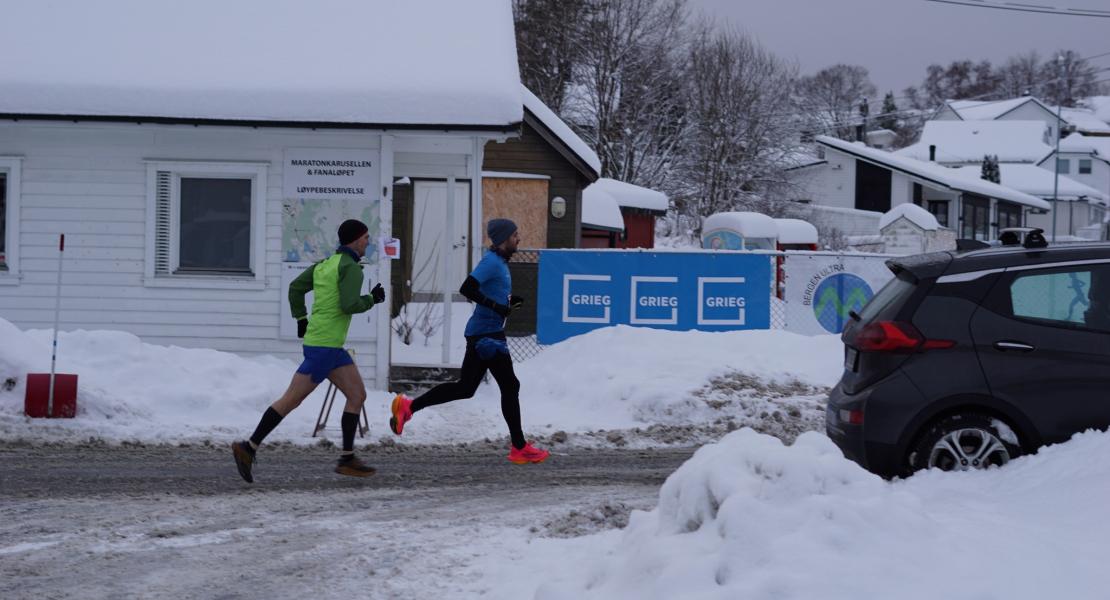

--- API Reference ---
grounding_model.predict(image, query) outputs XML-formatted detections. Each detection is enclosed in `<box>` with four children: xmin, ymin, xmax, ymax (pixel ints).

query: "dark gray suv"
<box><xmin>827</xmin><ymin>239</ymin><xmax>1110</xmax><ymax>477</ymax></box>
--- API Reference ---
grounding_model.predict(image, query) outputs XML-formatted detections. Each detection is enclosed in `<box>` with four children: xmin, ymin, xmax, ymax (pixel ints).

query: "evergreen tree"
<box><xmin>981</xmin><ymin>155</ymin><xmax>1001</xmax><ymax>184</ymax></box>
<box><xmin>878</xmin><ymin>91</ymin><xmax>898</xmax><ymax>131</ymax></box>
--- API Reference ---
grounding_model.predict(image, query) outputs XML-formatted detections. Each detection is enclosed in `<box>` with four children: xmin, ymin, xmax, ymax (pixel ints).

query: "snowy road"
<box><xmin>0</xmin><ymin>443</ymin><xmax>693</xmax><ymax>599</ymax></box>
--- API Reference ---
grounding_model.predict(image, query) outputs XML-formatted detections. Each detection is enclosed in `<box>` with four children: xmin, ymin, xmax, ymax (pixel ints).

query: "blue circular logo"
<box><xmin>813</xmin><ymin>273</ymin><xmax>874</xmax><ymax>333</ymax></box>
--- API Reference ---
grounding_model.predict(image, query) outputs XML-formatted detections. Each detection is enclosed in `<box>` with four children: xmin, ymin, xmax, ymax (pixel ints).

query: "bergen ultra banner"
<box><xmin>536</xmin><ymin>250</ymin><xmax>772</xmax><ymax>344</ymax></box>
<box><xmin>782</xmin><ymin>253</ymin><xmax>894</xmax><ymax>335</ymax></box>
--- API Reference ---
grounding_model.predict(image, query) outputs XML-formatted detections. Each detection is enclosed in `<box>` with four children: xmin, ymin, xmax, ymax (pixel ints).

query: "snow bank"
<box><xmin>532</xmin><ymin>427</ymin><xmax>1110</xmax><ymax>600</ymax></box>
<box><xmin>0</xmin><ymin>318</ymin><xmax>842</xmax><ymax>447</ymax></box>
<box><xmin>0</xmin><ymin>320</ymin><xmax>333</xmax><ymax>444</ymax></box>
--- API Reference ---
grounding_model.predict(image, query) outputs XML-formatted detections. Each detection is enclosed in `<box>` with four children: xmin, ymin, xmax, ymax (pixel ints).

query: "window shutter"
<box><xmin>154</xmin><ymin>171</ymin><xmax>172</xmax><ymax>275</ymax></box>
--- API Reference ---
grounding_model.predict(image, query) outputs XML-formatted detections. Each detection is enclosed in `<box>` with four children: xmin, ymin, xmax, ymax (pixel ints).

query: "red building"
<box><xmin>580</xmin><ymin>178</ymin><xmax>669</xmax><ymax>248</ymax></box>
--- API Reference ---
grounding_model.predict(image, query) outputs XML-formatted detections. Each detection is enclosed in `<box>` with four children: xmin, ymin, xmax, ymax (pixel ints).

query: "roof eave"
<box><xmin>0</xmin><ymin>112</ymin><xmax>522</xmax><ymax>133</ymax></box>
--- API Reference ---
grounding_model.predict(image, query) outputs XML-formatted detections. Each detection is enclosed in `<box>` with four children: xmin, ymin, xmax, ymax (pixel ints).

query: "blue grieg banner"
<box><xmin>537</xmin><ymin>250</ymin><xmax>772</xmax><ymax>344</ymax></box>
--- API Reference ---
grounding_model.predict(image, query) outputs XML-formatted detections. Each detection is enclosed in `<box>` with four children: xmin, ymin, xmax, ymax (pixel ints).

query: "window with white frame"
<box><xmin>145</xmin><ymin>162</ymin><xmax>267</xmax><ymax>285</ymax></box>
<box><xmin>1057</xmin><ymin>158</ymin><xmax>1071</xmax><ymax>174</ymax></box>
<box><xmin>0</xmin><ymin>157</ymin><xmax>21</xmax><ymax>277</ymax></box>
<box><xmin>1079</xmin><ymin>159</ymin><xmax>1092</xmax><ymax>175</ymax></box>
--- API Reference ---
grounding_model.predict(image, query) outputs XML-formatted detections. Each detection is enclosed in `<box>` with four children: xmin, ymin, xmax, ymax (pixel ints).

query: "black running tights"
<box><xmin>410</xmin><ymin>341</ymin><xmax>525</xmax><ymax>449</ymax></box>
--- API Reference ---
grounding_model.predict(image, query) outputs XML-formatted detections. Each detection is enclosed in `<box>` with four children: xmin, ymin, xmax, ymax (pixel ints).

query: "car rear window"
<box><xmin>858</xmin><ymin>274</ymin><xmax>916</xmax><ymax>323</ymax></box>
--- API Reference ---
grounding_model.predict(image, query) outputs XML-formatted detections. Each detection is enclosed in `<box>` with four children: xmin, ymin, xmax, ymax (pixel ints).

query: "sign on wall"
<box><xmin>782</xmin><ymin>254</ymin><xmax>894</xmax><ymax>335</ymax></box>
<box><xmin>537</xmin><ymin>251</ymin><xmax>772</xmax><ymax>344</ymax></box>
<box><xmin>281</xmin><ymin>148</ymin><xmax>381</xmax><ymax>264</ymax></box>
<box><xmin>283</xmin><ymin>148</ymin><xmax>379</xmax><ymax>202</ymax></box>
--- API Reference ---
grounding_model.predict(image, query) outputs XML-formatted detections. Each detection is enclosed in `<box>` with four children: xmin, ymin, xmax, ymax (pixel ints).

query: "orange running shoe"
<box><xmin>508</xmin><ymin>442</ymin><xmax>550</xmax><ymax>464</ymax></box>
<box><xmin>389</xmin><ymin>393</ymin><xmax>413</xmax><ymax>435</ymax></box>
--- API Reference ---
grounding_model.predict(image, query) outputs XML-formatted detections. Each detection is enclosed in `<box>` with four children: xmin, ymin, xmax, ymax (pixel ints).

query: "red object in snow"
<box><xmin>24</xmin><ymin>373</ymin><xmax>78</xmax><ymax>418</ymax></box>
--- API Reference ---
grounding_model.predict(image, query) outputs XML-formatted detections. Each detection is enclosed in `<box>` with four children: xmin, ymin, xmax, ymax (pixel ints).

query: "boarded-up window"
<box><xmin>482</xmin><ymin>177</ymin><xmax>549</xmax><ymax>248</ymax></box>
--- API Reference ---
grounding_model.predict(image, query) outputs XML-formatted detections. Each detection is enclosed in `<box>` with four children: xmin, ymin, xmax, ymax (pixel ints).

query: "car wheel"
<box><xmin>908</xmin><ymin>413</ymin><xmax>1022</xmax><ymax>473</ymax></box>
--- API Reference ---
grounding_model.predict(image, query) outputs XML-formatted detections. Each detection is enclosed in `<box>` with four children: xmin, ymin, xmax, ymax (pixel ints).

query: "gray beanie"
<box><xmin>487</xmin><ymin>218</ymin><xmax>518</xmax><ymax>246</ymax></box>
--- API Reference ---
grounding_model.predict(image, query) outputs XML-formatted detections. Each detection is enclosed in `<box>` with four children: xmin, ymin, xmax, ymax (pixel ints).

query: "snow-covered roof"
<box><xmin>951</xmin><ymin>164</ymin><xmax>1108</xmax><ymax>205</ymax></box>
<box><xmin>896</xmin><ymin>121</ymin><xmax>1051</xmax><ymax>163</ymax></box>
<box><xmin>1082</xmin><ymin>96</ymin><xmax>1110</xmax><ymax>125</ymax></box>
<box><xmin>774</xmin><ymin>219</ymin><xmax>818</xmax><ymax>244</ymax></box>
<box><xmin>818</xmin><ymin>136</ymin><xmax>1051</xmax><ymax>211</ymax></box>
<box><xmin>1058</xmin><ymin>107</ymin><xmax>1110</xmax><ymax>134</ymax></box>
<box><xmin>0</xmin><ymin>1</ymin><xmax>523</xmax><ymax>128</ymax></box>
<box><xmin>581</xmin><ymin>185</ymin><xmax>625</xmax><ymax>232</ymax></box>
<box><xmin>880</xmin><ymin>203</ymin><xmax>941</xmax><ymax>231</ymax></box>
<box><xmin>522</xmin><ymin>86</ymin><xmax>601</xmax><ymax>176</ymax></box>
<box><xmin>1057</xmin><ymin>132</ymin><xmax>1110</xmax><ymax>161</ymax></box>
<box><xmin>782</xmin><ymin>150</ymin><xmax>826</xmax><ymax>170</ymax></box>
<box><xmin>947</xmin><ymin>97</ymin><xmax>1051</xmax><ymax>121</ymax></box>
<box><xmin>703</xmin><ymin>212</ymin><xmax>779</xmax><ymax>239</ymax></box>
<box><xmin>585</xmin><ymin>178</ymin><xmax>669</xmax><ymax>212</ymax></box>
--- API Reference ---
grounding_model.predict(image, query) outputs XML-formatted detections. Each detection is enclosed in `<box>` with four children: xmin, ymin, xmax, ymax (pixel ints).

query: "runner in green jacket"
<box><xmin>232</xmin><ymin>219</ymin><xmax>386</xmax><ymax>482</ymax></box>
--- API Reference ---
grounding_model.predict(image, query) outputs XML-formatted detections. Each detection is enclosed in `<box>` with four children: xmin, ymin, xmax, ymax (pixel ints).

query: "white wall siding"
<box><xmin>0</xmin><ymin>121</ymin><xmax>400</xmax><ymax>384</ymax></box>
<box><xmin>1000</xmin><ymin>102</ymin><xmax>1060</xmax><ymax>140</ymax></box>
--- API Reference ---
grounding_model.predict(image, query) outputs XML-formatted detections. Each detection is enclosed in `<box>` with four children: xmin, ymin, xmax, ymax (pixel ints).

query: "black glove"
<box><xmin>509</xmin><ymin>295</ymin><xmax>524</xmax><ymax>310</ymax></box>
<box><xmin>370</xmin><ymin>283</ymin><xmax>385</xmax><ymax>304</ymax></box>
<box><xmin>297</xmin><ymin>318</ymin><xmax>308</xmax><ymax>339</ymax></box>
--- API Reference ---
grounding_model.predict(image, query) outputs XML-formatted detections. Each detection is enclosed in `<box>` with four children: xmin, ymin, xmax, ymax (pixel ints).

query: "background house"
<box><xmin>579</xmin><ymin>178</ymin><xmax>668</xmax><ymax>248</ymax></box>
<box><xmin>787</xmin><ymin>136</ymin><xmax>1049</xmax><ymax>242</ymax></box>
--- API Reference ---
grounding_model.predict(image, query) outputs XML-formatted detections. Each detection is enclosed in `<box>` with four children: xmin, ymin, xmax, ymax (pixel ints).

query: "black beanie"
<box><xmin>338</xmin><ymin>219</ymin><xmax>369</xmax><ymax>246</ymax></box>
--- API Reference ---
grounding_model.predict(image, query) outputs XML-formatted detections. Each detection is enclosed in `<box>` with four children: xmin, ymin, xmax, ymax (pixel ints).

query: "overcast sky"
<box><xmin>688</xmin><ymin>0</ymin><xmax>1109</xmax><ymax>101</ymax></box>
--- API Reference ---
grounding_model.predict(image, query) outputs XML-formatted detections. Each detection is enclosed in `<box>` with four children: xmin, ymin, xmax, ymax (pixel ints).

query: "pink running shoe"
<box><xmin>389</xmin><ymin>394</ymin><xmax>413</xmax><ymax>435</ymax></box>
<box><xmin>508</xmin><ymin>442</ymin><xmax>550</xmax><ymax>464</ymax></box>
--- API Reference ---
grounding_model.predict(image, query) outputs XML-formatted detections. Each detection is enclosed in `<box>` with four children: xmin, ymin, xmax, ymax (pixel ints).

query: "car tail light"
<box><xmin>849</xmin><ymin>321</ymin><xmax>955</xmax><ymax>353</ymax></box>
<box><xmin>839</xmin><ymin>409</ymin><xmax>864</xmax><ymax>425</ymax></box>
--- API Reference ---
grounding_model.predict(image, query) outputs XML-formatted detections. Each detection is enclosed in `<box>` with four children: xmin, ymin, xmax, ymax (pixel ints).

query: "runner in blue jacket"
<box><xmin>388</xmin><ymin>219</ymin><xmax>549</xmax><ymax>464</ymax></box>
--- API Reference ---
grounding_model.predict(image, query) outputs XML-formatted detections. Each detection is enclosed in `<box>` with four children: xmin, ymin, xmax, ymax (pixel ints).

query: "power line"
<box><xmin>925</xmin><ymin>0</ymin><xmax>1110</xmax><ymax>17</ymax></box>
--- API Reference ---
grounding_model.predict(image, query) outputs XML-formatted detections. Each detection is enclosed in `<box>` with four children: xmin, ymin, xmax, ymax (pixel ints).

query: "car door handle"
<box><xmin>994</xmin><ymin>341</ymin><xmax>1035</xmax><ymax>352</ymax></box>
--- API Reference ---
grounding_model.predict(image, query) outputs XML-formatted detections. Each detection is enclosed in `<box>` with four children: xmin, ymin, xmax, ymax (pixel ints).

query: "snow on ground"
<box><xmin>487</xmin><ymin>428</ymin><xmax>1110</xmax><ymax>600</ymax></box>
<box><xmin>0</xmin><ymin>317</ymin><xmax>842</xmax><ymax>447</ymax></box>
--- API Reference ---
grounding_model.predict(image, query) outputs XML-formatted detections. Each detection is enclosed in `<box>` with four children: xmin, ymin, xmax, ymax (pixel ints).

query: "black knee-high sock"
<box><xmin>249</xmin><ymin>407</ymin><xmax>284</xmax><ymax>446</ymax></box>
<box><xmin>341</xmin><ymin>411</ymin><xmax>359</xmax><ymax>453</ymax></box>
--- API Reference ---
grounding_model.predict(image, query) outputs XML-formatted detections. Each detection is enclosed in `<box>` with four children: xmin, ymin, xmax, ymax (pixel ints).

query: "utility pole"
<box><xmin>1051</xmin><ymin>54</ymin><xmax>1064</xmax><ymax>243</ymax></box>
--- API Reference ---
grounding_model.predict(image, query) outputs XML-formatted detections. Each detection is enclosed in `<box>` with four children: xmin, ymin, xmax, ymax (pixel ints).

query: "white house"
<box><xmin>934</xmin><ymin>96</ymin><xmax>1110</xmax><ymax>140</ymax></box>
<box><xmin>0</xmin><ymin>0</ymin><xmax>523</xmax><ymax>390</ymax></box>
<box><xmin>907</xmin><ymin>99</ymin><xmax>1109</xmax><ymax>240</ymax></box>
<box><xmin>787</xmin><ymin>136</ymin><xmax>1049</xmax><ymax>242</ymax></box>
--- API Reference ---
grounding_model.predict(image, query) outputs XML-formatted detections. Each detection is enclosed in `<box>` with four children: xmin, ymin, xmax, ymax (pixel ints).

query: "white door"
<box><xmin>412</xmin><ymin>180</ymin><xmax>470</xmax><ymax>297</ymax></box>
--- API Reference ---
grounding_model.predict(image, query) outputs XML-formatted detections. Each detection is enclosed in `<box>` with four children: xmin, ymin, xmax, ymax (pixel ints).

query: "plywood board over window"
<box><xmin>482</xmin><ymin>177</ymin><xmax>549</xmax><ymax>248</ymax></box>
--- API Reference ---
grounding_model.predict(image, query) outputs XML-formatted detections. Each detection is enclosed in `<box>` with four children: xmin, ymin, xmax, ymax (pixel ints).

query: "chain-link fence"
<box><xmin>499</xmin><ymin>249</ymin><xmax>895</xmax><ymax>362</ymax></box>
<box><xmin>506</xmin><ymin>249</ymin><xmax>545</xmax><ymax>363</ymax></box>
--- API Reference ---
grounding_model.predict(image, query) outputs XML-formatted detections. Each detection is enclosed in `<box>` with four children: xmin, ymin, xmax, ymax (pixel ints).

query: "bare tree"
<box><xmin>568</xmin><ymin>0</ymin><xmax>690</xmax><ymax>189</ymax></box>
<box><xmin>1041</xmin><ymin>50</ymin><xmax>1101</xmax><ymax>107</ymax></box>
<box><xmin>513</xmin><ymin>0</ymin><xmax>590</xmax><ymax>113</ymax></box>
<box><xmin>998</xmin><ymin>51</ymin><xmax>1041</xmax><ymax>98</ymax></box>
<box><xmin>795</xmin><ymin>64</ymin><xmax>876</xmax><ymax>141</ymax></box>
<box><xmin>675</xmin><ymin>24</ymin><xmax>799</xmax><ymax>235</ymax></box>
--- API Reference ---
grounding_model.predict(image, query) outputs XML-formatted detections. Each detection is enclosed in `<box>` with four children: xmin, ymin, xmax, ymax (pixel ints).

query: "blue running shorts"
<box><xmin>296</xmin><ymin>346</ymin><xmax>354</xmax><ymax>383</ymax></box>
